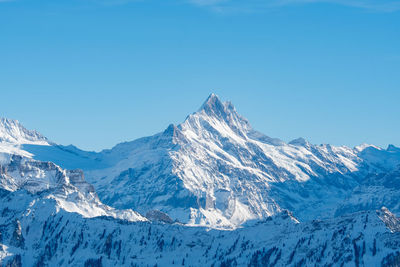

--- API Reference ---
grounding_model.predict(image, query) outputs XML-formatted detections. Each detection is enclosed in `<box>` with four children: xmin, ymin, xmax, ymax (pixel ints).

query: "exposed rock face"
<box><xmin>10</xmin><ymin>220</ymin><xmax>24</xmax><ymax>249</ymax></box>
<box><xmin>0</xmin><ymin>154</ymin><xmax>147</xmax><ymax>223</ymax></box>
<box><xmin>145</xmin><ymin>210</ymin><xmax>174</xmax><ymax>224</ymax></box>
<box><xmin>0</xmin><ymin>154</ymin><xmax>90</xmax><ymax>196</ymax></box>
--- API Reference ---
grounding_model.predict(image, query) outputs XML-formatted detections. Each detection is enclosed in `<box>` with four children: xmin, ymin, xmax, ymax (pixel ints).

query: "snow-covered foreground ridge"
<box><xmin>2</xmin><ymin>195</ymin><xmax>400</xmax><ymax>267</ymax></box>
<box><xmin>1</xmin><ymin>93</ymin><xmax>400</xmax><ymax>266</ymax></box>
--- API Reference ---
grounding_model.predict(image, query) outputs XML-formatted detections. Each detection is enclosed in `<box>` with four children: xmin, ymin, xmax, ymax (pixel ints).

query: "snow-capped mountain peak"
<box><xmin>0</xmin><ymin>118</ymin><xmax>49</xmax><ymax>145</ymax></box>
<box><xmin>50</xmin><ymin>94</ymin><xmax>391</xmax><ymax>228</ymax></box>
<box><xmin>191</xmin><ymin>94</ymin><xmax>285</xmax><ymax>147</ymax></box>
<box><xmin>187</xmin><ymin>93</ymin><xmax>252</xmax><ymax>140</ymax></box>
<box><xmin>1</xmin><ymin>95</ymin><xmax>399</xmax><ymax>230</ymax></box>
<box><xmin>199</xmin><ymin>93</ymin><xmax>233</xmax><ymax>118</ymax></box>
<box><xmin>1</xmin><ymin>94</ymin><xmax>400</xmax><ymax>266</ymax></box>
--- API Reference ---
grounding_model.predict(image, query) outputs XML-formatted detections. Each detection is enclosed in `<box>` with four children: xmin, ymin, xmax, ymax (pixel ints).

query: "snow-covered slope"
<box><xmin>0</xmin><ymin>117</ymin><xmax>107</xmax><ymax>170</ymax></box>
<box><xmin>1</xmin><ymin>95</ymin><xmax>399</xmax><ymax>229</ymax></box>
<box><xmin>1</xmin><ymin>151</ymin><xmax>400</xmax><ymax>266</ymax></box>
<box><xmin>1</xmin><ymin>94</ymin><xmax>400</xmax><ymax>266</ymax></box>
<box><xmin>0</xmin><ymin>118</ymin><xmax>51</xmax><ymax>158</ymax></box>
<box><xmin>0</xmin><ymin>118</ymin><xmax>48</xmax><ymax>145</ymax></box>
<box><xmin>74</xmin><ymin>94</ymin><xmax>400</xmax><ymax>227</ymax></box>
<box><xmin>4</xmin><ymin>95</ymin><xmax>399</xmax><ymax>228</ymax></box>
<box><xmin>2</xmin><ymin>190</ymin><xmax>400</xmax><ymax>267</ymax></box>
<box><xmin>0</xmin><ymin>153</ymin><xmax>146</xmax><ymax>222</ymax></box>
<box><xmin>335</xmin><ymin>164</ymin><xmax>400</xmax><ymax>217</ymax></box>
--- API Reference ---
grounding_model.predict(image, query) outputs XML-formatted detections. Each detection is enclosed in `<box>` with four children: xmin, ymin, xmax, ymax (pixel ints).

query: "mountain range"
<box><xmin>1</xmin><ymin>94</ymin><xmax>400</xmax><ymax>266</ymax></box>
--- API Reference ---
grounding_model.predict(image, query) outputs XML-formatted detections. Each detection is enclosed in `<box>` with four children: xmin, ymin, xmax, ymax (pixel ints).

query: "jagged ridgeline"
<box><xmin>1</xmin><ymin>94</ymin><xmax>400</xmax><ymax>266</ymax></box>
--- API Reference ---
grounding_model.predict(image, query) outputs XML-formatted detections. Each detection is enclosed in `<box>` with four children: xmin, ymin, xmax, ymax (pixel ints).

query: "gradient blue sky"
<box><xmin>1</xmin><ymin>0</ymin><xmax>399</xmax><ymax>151</ymax></box>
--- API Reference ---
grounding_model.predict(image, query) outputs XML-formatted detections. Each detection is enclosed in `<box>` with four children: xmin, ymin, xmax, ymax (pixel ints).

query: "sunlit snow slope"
<box><xmin>7</xmin><ymin>94</ymin><xmax>399</xmax><ymax>228</ymax></box>
<box><xmin>1</xmin><ymin>94</ymin><xmax>400</xmax><ymax>266</ymax></box>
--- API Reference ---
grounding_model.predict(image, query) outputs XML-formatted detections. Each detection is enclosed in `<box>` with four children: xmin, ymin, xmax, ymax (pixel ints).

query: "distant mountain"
<box><xmin>0</xmin><ymin>118</ymin><xmax>49</xmax><ymax>145</ymax></box>
<box><xmin>1</xmin><ymin>94</ymin><xmax>400</xmax><ymax>266</ymax></box>
<box><xmin>50</xmin><ymin>94</ymin><xmax>400</xmax><ymax>227</ymax></box>
<box><xmin>2</xmin><ymin>94</ymin><xmax>400</xmax><ymax>228</ymax></box>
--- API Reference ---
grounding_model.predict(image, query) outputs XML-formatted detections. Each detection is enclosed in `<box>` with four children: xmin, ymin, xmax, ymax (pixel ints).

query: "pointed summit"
<box><xmin>199</xmin><ymin>93</ymin><xmax>226</xmax><ymax>116</ymax></box>
<box><xmin>198</xmin><ymin>93</ymin><xmax>241</xmax><ymax>123</ymax></box>
<box><xmin>201</xmin><ymin>93</ymin><xmax>220</xmax><ymax>105</ymax></box>
<box><xmin>193</xmin><ymin>94</ymin><xmax>285</xmax><ymax>145</ymax></box>
<box><xmin>181</xmin><ymin>93</ymin><xmax>254</xmax><ymax>138</ymax></box>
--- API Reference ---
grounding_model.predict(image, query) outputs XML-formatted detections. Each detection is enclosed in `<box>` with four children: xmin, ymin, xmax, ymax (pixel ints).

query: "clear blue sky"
<box><xmin>1</xmin><ymin>0</ymin><xmax>399</xmax><ymax>151</ymax></box>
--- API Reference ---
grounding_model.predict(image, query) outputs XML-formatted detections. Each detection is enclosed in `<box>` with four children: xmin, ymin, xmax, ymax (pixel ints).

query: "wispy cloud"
<box><xmin>2</xmin><ymin>0</ymin><xmax>399</xmax><ymax>12</ymax></box>
<box><xmin>188</xmin><ymin>0</ymin><xmax>400</xmax><ymax>13</ymax></box>
<box><xmin>88</xmin><ymin>0</ymin><xmax>144</xmax><ymax>6</ymax></box>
